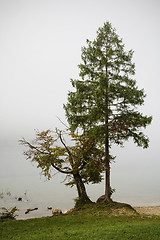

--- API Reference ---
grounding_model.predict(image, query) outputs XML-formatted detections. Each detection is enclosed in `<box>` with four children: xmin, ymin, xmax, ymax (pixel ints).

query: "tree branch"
<box><xmin>19</xmin><ymin>138</ymin><xmax>47</xmax><ymax>155</ymax></box>
<box><xmin>51</xmin><ymin>162</ymin><xmax>73</xmax><ymax>174</ymax></box>
<box><xmin>20</xmin><ymin>138</ymin><xmax>73</xmax><ymax>174</ymax></box>
<box><xmin>57</xmin><ymin>129</ymin><xmax>74</xmax><ymax>165</ymax></box>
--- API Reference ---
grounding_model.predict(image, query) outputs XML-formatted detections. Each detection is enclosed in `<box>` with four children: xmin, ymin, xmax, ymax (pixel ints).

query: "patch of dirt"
<box><xmin>134</xmin><ymin>206</ymin><xmax>160</xmax><ymax>216</ymax></box>
<box><xmin>111</xmin><ymin>207</ymin><xmax>137</xmax><ymax>216</ymax></box>
<box><xmin>105</xmin><ymin>201</ymin><xmax>137</xmax><ymax>216</ymax></box>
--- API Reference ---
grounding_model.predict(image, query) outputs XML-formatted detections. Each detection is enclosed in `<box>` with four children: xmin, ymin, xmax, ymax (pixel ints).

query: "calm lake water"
<box><xmin>0</xmin><ymin>174</ymin><xmax>77</xmax><ymax>219</ymax></box>
<box><xmin>1</xmin><ymin>139</ymin><xmax>160</xmax><ymax>219</ymax></box>
<box><xmin>1</xmin><ymin>173</ymin><xmax>160</xmax><ymax>220</ymax></box>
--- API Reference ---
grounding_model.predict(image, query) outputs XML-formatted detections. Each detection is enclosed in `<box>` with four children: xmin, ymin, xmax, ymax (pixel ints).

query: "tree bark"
<box><xmin>104</xmin><ymin>63</ymin><xmax>112</xmax><ymax>202</ymax></box>
<box><xmin>73</xmin><ymin>172</ymin><xmax>91</xmax><ymax>204</ymax></box>
<box><xmin>104</xmin><ymin>119</ymin><xmax>112</xmax><ymax>202</ymax></box>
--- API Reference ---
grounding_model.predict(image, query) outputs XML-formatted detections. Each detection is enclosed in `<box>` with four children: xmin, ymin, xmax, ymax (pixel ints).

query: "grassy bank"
<box><xmin>1</xmin><ymin>203</ymin><xmax>160</xmax><ymax>240</ymax></box>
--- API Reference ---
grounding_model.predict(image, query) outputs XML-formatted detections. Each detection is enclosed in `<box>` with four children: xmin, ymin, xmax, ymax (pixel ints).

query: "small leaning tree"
<box><xmin>20</xmin><ymin>129</ymin><xmax>104</xmax><ymax>206</ymax></box>
<box><xmin>64</xmin><ymin>22</ymin><xmax>152</xmax><ymax>202</ymax></box>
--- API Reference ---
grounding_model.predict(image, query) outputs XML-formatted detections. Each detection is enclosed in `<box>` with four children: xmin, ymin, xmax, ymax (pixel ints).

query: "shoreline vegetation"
<box><xmin>1</xmin><ymin>202</ymin><xmax>160</xmax><ymax>240</ymax></box>
<box><xmin>0</xmin><ymin>190</ymin><xmax>160</xmax><ymax>220</ymax></box>
<box><xmin>16</xmin><ymin>205</ymin><xmax>160</xmax><ymax>219</ymax></box>
<box><xmin>1</xmin><ymin>190</ymin><xmax>160</xmax><ymax>239</ymax></box>
<box><xmin>1</xmin><ymin>200</ymin><xmax>160</xmax><ymax>220</ymax></box>
<box><xmin>1</xmin><ymin>190</ymin><xmax>160</xmax><ymax>220</ymax></box>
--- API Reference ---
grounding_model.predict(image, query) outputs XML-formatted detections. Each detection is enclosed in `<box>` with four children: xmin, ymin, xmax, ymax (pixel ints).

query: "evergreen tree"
<box><xmin>64</xmin><ymin>22</ymin><xmax>152</xmax><ymax>202</ymax></box>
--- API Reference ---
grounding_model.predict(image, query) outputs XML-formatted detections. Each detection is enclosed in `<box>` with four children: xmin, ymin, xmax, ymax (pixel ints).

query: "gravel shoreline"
<box><xmin>134</xmin><ymin>206</ymin><xmax>160</xmax><ymax>216</ymax></box>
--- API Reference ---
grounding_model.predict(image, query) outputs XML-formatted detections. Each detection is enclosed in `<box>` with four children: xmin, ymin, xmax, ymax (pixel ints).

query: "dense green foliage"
<box><xmin>64</xmin><ymin>22</ymin><xmax>152</xmax><ymax>147</ymax></box>
<box><xmin>64</xmin><ymin>22</ymin><xmax>152</xmax><ymax>200</ymax></box>
<box><xmin>1</xmin><ymin>213</ymin><xmax>160</xmax><ymax>240</ymax></box>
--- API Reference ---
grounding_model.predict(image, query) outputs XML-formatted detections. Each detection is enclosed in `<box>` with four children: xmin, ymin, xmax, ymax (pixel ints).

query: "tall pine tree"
<box><xmin>64</xmin><ymin>22</ymin><xmax>152</xmax><ymax>202</ymax></box>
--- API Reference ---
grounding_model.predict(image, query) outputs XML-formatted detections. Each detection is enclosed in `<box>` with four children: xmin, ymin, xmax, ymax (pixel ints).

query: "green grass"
<box><xmin>1</xmin><ymin>203</ymin><xmax>160</xmax><ymax>240</ymax></box>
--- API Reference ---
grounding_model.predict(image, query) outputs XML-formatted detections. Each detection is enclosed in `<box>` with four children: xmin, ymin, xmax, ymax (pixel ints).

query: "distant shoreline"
<box><xmin>16</xmin><ymin>205</ymin><xmax>160</xmax><ymax>220</ymax></box>
<box><xmin>134</xmin><ymin>206</ymin><xmax>160</xmax><ymax>216</ymax></box>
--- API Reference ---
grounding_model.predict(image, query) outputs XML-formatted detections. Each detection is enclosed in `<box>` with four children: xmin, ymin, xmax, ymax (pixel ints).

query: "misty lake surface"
<box><xmin>0</xmin><ymin>174</ymin><xmax>77</xmax><ymax>219</ymax></box>
<box><xmin>1</xmin><ymin>173</ymin><xmax>160</xmax><ymax>220</ymax></box>
<box><xmin>1</xmin><ymin>141</ymin><xmax>160</xmax><ymax>219</ymax></box>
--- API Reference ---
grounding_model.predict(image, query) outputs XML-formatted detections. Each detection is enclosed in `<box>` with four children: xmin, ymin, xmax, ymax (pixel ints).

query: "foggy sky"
<box><xmin>0</xmin><ymin>0</ymin><xmax>160</xmax><ymax>206</ymax></box>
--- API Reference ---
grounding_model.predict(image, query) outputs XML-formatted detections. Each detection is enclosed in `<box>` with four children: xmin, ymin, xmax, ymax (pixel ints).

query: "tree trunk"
<box><xmin>104</xmin><ymin>63</ymin><xmax>112</xmax><ymax>202</ymax></box>
<box><xmin>104</xmin><ymin>128</ymin><xmax>112</xmax><ymax>202</ymax></box>
<box><xmin>73</xmin><ymin>172</ymin><xmax>91</xmax><ymax>205</ymax></box>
